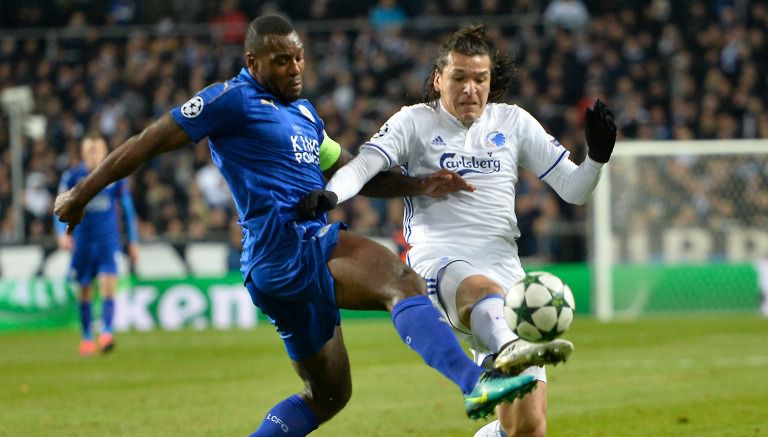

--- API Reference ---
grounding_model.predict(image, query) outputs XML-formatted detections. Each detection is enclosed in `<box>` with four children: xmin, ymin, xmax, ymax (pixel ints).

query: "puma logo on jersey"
<box><xmin>439</xmin><ymin>152</ymin><xmax>501</xmax><ymax>175</ymax></box>
<box><xmin>261</xmin><ymin>99</ymin><xmax>278</xmax><ymax>110</ymax></box>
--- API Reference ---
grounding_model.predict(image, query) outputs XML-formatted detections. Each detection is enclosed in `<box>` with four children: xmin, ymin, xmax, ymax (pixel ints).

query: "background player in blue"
<box><xmin>55</xmin><ymin>132</ymin><xmax>139</xmax><ymax>356</ymax></box>
<box><xmin>54</xmin><ymin>14</ymin><xmax>537</xmax><ymax>436</ymax></box>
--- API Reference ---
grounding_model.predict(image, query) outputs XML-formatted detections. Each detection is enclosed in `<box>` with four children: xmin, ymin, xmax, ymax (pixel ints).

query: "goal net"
<box><xmin>591</xmin><ymin>139</ymin><xmax>768</xmax><ymax>320</ymax></box>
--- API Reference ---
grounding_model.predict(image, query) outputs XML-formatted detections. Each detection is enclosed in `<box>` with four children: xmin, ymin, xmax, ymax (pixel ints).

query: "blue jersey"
<box><xmin>170</xmin><ymin>68</ymin><xmax>328</xmax><ymax>278</ymax></box>
<box><xmin>56</xmin><ymin>164</ymin><xmax>139</xmax><ymax>247</ymax></box>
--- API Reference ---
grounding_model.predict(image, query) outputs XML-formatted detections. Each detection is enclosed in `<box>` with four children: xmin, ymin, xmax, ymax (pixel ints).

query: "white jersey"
<box><xmin>362</xmin><ymin>101</ymin><xmax>570</xmax><ymax>269</ymax></box>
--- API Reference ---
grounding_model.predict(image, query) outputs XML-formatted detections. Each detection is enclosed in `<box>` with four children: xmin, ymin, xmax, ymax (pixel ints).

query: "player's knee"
<box><xmin>390</xmin><ymin>266</ymin><xmax>427</xmax><ymax>302</ymax></box>
<box><xmin>310</xmin><ymin>383</ymin><xmax>352</xmax><ymax>421</ymax></box>
<box><xmin>457</xmin><ymin>286</ymin><xmax>504</xmax><ymax>327</ymax></box>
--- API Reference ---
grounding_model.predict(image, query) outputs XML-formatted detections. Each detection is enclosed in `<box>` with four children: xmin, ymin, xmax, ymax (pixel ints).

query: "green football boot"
<box><xmin>464</xmin><ymin>371</ymin><xmax>538</xmax><ymax>420</ymax></box>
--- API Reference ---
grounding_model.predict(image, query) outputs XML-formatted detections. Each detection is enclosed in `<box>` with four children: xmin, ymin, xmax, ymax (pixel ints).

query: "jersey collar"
<box><xmin>238</xmin><ymin>67</ymin><xmax>268</xmax><ymax>93</ymax></box>
<box><xmin>437</xmin><ymin>100</ymin><xmax>488</xmax><ymax>129</ymax></box>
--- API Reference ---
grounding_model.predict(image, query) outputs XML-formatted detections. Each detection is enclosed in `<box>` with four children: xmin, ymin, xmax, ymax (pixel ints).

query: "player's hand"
<box><xmin>585</xmin><ymin>98</ymin><xmax>617</xmax><ymax>163</ymax></box>
<box><xmin>53</xmin><ymin>189</ymin><xmax>86</xmax><ymax>234</ymax></box>
<box><xmin>127</xmin><ymin>243</ymin><xmax>139</xmax><ymax>266</ymax></box>
<box><xmin>296</xmin><ymin>189</ymin><xmax>338</xmax><ymax>220</ymax></box>
<box><xmin>57</xmin><ymin>234</ymin><xmax>74</xmax><ymax>251</ymax></box>
<box><xmin>420</xmin><ymin>169</ymin><xmax>476</xmax><ymax>197</ymax></box>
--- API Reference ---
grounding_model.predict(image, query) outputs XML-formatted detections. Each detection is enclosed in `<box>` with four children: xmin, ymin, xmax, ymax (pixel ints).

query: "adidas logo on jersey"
<box><xmin>431</xmin><ymin>136</ymin><xmax>446</xmax><ymax>146</ymax></box>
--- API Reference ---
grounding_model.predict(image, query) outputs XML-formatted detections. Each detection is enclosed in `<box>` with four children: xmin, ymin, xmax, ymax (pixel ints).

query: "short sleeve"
<box><xmin>170</xmin><ymin>82</ymin><xmax>244</xmax><ymax>142</ymax></box>
<box><xmin>360</xmin><ymin>107</ymin><xmax>415</xmax><ymax>168</ymax></box>
<box><xmin>516</xmin><ymin>108</ymin><xmax>569</xmax><ymax>179</ymax></box>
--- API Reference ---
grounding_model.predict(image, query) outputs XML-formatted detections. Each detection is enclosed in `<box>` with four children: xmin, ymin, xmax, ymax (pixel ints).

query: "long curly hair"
<box><xmin>420</xmin><ymin>24</ymin><xmax>516</xmax><ymax>106</ymax></box>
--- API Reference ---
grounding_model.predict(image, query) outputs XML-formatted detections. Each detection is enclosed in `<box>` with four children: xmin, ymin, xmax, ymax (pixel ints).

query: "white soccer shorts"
<box><xmin>411</xmin><ymin>256</ymin><xmax>546</xmax><ymax>382</ymax></box>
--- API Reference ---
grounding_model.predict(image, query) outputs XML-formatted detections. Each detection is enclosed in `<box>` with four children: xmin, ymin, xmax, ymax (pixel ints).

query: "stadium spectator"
<box><xmin>0</xmin><ymin>0</ymin><xmax>765</xmax><ymax>261</ymax></box>
<box><xmin>53</xmin><ymin>14</ymin><xmax>539</xmax><ymax>435</ymax></box>
<box><xmin>210</xmin><ymin>0</ymin><xmax>249</xmax><ymax>45</ymax></box>
<box><xmin>543</xmin><ymin>0</ymin><xmax>590</xmax><ymax>34</ymax></box>
<box><xmin>369</xmin><ymin>0</ymin><xmax>408</xmax><ymax>32</ymax></box>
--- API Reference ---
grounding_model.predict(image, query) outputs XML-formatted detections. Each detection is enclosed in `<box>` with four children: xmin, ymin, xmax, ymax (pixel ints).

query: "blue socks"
<box><xmin>391</xmin><ymin>295</ymin><xmax>483</xmax><ymax>394</ymax></box>
<box><xmin>250</xmin><ymin>395</ymin><xmax>318</xmax><ymax>436</ymax></box>
<box><xmin>79</xmin><ymin>298</ymin><xmax>115</xmax><ymax>339</ymax></box>
<box><xmin>102</xmin><ymin>298</ymin><xmax>115</xmax><ymax>334</ymax></box>
<box><xmin>249</xmin><ymin>296</ymin><xmax>483</xmax><ymax>436</ymax></box>
<box><xmin>79</xmin><ymin>301</ymin><xmax>92</xmax><ymax>340</ymax></box>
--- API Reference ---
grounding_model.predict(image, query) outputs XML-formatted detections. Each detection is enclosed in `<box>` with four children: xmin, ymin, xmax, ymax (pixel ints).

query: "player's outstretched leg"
<box><xmin>450</xmin><ymin>271</ymin><xmax>574</xmax><ymax>376</ymax></box>
<box><xmin>491</xmin><ymin>338</ymin><xmax>574</xmax><ymax>376</ymax></box>
<box><xmin>329</xmin><ymin>232</ymin><xmax>538</xmax><ymax>419</ymax></box>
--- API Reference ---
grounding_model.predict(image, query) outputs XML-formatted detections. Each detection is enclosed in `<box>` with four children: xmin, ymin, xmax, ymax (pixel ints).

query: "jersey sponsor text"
<box><xmin>439</xmin><ymin>152</ymin><xmax>501</xmax><ymax>175</ymax></box>
<box><xmin>291</xmin><ymin>135</ymin><xmax>320</xmax><ymax>165</ymax></box>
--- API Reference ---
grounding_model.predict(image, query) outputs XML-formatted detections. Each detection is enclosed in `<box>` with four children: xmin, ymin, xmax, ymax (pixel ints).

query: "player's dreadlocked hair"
<box><xmin>244</xmin><ymin>14</ymin><xmax>294</xmax><ymax>53</ymax></box>
<box><xmin>420</xmin><ymin>24</ymin><xmax>516</xmax><ymax>105</ymax></box>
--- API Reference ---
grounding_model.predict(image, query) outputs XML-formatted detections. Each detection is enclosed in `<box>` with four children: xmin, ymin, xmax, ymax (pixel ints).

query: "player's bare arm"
<box><xmin>54</xmin><ymin>114</ymin><xmax>191</xmax><ymax>232</ymax></box>
<box><xmin>57</xmin><ymin>233</ymin><xmax>74</xmax><ymax>251</ymax></box>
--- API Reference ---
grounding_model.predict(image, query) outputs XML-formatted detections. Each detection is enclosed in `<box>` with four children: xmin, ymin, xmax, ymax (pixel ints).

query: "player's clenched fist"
<box><xmin>585</xmin><ymin>99</ymin><xmax>617</xmax><ymax>163</ymax></box>
<box><xmin>296</xmin><ymin>189</ymin><xmax>338</xmax><ymax>220</ymax></box>
<box><xmin>54</xmin><ymin>189</ymin><xmax>86</xmax><ymax>234</ymax></box>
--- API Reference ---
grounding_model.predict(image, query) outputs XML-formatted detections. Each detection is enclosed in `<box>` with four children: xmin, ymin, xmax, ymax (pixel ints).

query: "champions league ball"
<box><xmin>503</xmin><ymin>271</ymin><xmax>575</xmax><ymax>342</ymax></box>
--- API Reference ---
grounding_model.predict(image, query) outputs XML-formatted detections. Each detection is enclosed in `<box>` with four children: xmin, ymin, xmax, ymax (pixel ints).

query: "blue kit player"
<box><xmin>55</xmin><ymin>132</ymin><xmax>139</xmax><ymax>356</ymax></box>
<box><xmin>54</xmin><ymin>14</ymin><xmax>537</xmax><ymax>435</ymax></box>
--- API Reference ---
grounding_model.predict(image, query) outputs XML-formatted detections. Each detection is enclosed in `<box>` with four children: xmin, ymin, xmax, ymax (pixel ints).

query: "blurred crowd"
<box><xmin>0</xmin><ymin>0</ymin><xmax>767</xmax><ymax>263</ymax></box>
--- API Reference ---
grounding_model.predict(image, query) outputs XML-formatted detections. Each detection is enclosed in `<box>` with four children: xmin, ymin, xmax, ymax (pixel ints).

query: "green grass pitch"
<box><xmin>2</xmin><ymin>315</ymin><xmax>767</xmax><ymax>436</ymax></box>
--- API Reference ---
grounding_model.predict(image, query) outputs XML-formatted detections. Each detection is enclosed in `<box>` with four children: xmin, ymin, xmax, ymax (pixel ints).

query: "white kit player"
<box><xmin>299</xmin><ymin>25</ymin><xmax>617</xmax><ymax>437</ymax></box>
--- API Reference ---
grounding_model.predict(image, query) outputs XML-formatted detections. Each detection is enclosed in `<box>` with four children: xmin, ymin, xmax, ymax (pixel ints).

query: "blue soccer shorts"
<box><xmin>245</xmin><ymin>221</ymin><xmax>345</xmax><ymax>361</ymax></box>
<box><xmin>70</xmin><ymin>243</ymin><xmax>119</xmax><ymax>287</ymax></box>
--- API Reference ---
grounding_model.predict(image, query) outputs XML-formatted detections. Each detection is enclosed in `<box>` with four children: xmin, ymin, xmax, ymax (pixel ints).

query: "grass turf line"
<box><xmin>1</xmin><ymin>315</ymin><xmax>767</xmax><ymax>436</ymax></box>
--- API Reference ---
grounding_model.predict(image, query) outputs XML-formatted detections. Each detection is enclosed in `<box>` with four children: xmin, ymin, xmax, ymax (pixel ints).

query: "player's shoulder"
<box><xmin>486</xmin><ymin>102</ymin><xmax>523</xmax><ymax>118</ymax></box>
<box><xmin>391</xmin><ymin>102</ymin><xmax>438</xmax><ymax>126</ymax></box>
<box><xmin>400</xmin><ymin>102</ymin><xmax>437</xmax><ymax>117</ymax></box>
<box><xmin>198</xmin><ymin>79</ymin><xmax>248</xmax><ymax>104</ymax></box>
<box><xmin>487</xmin><ymin>103</ymin><xmax>538</xmax><ymax>126</ymax></box>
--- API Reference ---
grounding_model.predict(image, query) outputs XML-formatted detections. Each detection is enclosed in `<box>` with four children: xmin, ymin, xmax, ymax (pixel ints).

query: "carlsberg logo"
<box><xmin>439</xmin><ymin>152</ymin><xmax>501</xmax><ymax>175</ymax></box>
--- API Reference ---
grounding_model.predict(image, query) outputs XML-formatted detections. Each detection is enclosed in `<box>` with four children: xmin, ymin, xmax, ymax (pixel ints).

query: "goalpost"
<box><xmin>592</xmin><ymin>139</ymin><xmax>768</xmax><ymax>320</ymax></box>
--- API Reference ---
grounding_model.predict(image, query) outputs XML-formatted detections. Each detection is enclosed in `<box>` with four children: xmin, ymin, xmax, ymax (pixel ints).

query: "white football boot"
<box><xmin>490</xmin><ymin>338</ymin><xmax>574</xmax><ymax>375</ymax></box>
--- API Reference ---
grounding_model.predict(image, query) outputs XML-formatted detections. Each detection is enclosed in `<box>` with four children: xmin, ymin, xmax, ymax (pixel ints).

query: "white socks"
<box><xmin>469</xmin><ymin>296</ymin><xmax>517</xmax><ymax>353</ymax></box>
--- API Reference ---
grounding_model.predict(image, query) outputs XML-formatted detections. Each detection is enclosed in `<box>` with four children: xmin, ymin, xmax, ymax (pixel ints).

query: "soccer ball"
<box><xmin>503</xmin><ymin>271</ymin><xmax>575</xmax><ymax>342</ymax></box>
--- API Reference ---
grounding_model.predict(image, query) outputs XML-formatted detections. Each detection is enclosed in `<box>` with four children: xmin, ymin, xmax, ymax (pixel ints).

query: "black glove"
<box><xmin>585</xmin><ymin>98</ymin><xmax>617</xmax><ymax>163</ymax></box>
<box><xmin>296</xmin><ymin>189</ymin><xmax>338</xmax><ymax>220</ymax></box>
